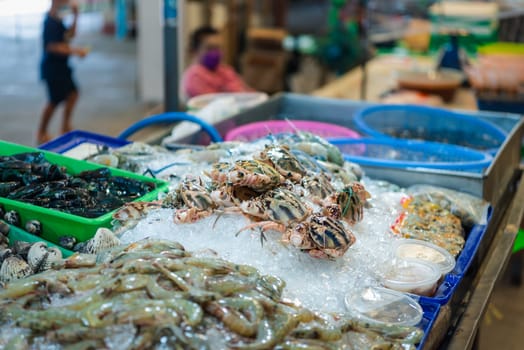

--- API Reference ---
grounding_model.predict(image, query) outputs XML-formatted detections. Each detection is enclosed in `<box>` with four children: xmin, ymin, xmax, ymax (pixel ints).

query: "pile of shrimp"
<box><xmin>0</xmin><ymin>239</ymin><xmax>423</xmax><ymax>349</ymax></box>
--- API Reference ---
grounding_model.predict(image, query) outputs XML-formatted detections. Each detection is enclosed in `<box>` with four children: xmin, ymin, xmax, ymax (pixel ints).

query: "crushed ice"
<box><xmin>120</xmin><ymin>180</ymin><xmax>407</xmax><ymax>313</ymax></box>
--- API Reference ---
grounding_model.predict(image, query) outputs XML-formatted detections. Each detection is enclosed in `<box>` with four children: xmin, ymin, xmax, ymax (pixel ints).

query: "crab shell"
<box><xmin>176</xmin><ymin>179</ymin><xmax>216</xmax><ymax>211</ymax></box>
<box><xmin>226</xmin><ymin>160</ymin><xmax>284</xmax><ymax>192</ymax></box>
<box><xmin>286</xmin><ymin>214</ymin><xmax>356</xmax><ymax>260</ymax></box>
<box><xmin>323</xmin><ymin>182</ymin><xmax>371</xmax><ymax>225</ymax></box>
<box><xmin>81</xmin><ymin>228</ymin><xmax>121</xmax><ymax>254</ymax></box>
<box><xmin>256</xmin><ymin>145</ymin><xmax>307</xmax><ymax>183</ymax></box>
<box><xmin>240</xmin><ymin>188</ymin><xmax>311</xmax><ymax>227</ymax></box>
<box><xmin>0</xmin><ymin>255</ymin><xmax>33</xmax><ymax>282</ymax></box>
<box><xmin>301</xmin><ymin>173</ymin><xmax>335</xmax><ymax>201</ymax></box>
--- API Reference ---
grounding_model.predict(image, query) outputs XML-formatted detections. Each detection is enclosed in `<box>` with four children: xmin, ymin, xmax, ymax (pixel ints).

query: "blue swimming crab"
<box><xmin>205</xmin><ymin>159</ymin><xmax>284</xmax><ymax>193</ymax></box>
<box><xmin>283</xmin><ymin>213</ymin><xmax>356</xmax><ymax>260</ymax></box>
<box><xmin>254</xmin><ymin>144</ymin><xmax>307</xmax><ymax>183</ymax></box>
<box><xmin>322</xmin><ymin>182</ymin><xmax>371</xmax><ymax>225</ymax></box>
<box><xmin>235</xmin><ymin>187</ymin><xmax>312</xmax><ymax>238</ymax></box>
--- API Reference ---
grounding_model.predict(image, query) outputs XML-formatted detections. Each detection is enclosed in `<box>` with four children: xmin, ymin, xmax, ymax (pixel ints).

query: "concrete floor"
<box><xmin>0</xmin><ymin>11</ymin><xmax>150</xmax><ymax>147</ymax></box>
<box><xmin>478</xmin><ymin>256</ymin><xmax>524</xmax><ymax>350</ymax></box>
<box><xmin>1</xmin><ymin>7</ymin><xmax>524</xmax><ymax>350</ymax></box>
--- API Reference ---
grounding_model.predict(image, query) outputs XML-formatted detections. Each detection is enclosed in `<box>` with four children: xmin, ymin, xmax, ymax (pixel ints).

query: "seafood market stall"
<box><xmin>164</xmin><ymin>93</ymin><xmax>524</xmax><ymax>349</ymax></box>
<box><xmin>0</xmin><ymin>94</ymin><xmax>523</xmax><ymax>349</ymax></box>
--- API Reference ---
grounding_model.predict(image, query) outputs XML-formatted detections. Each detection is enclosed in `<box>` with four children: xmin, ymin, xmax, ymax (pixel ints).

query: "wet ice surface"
<box><xmin>120</xmin><ymin>180</ymin><xmax>408</xmax><ymax>313</ymax></box>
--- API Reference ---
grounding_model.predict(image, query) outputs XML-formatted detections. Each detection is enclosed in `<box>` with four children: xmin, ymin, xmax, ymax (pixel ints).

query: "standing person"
<box><xmin>38</xmin><ymin>0</ymin><xmax>89</xmax><ymax>144</ymax></box>
<box><xmin>181</xmin><ymin>26</ymin><xmax>253</xmax><ymax>101</ymax></box>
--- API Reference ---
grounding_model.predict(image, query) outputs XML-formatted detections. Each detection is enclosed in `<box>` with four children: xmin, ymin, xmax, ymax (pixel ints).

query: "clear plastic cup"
<box><xmin>344</xmin><ymin>286</ymin><xmax>423</xmax><ymax>326</ymax></box>
<box><xmin>393</xmin><ymin>239</ymin><xmax>456</xmax><ymax>276</ymax></box>
<box><xmin>382</xmin><ymin>259</ymin><xmax>442</xmax><ymax>296</ymax></box>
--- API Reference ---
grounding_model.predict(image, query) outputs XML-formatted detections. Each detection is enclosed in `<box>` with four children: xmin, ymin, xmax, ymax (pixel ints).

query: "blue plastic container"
<box><xmin>39</xmin><ymin>130</ymin><xmax>130</xmax><ymax>154</ymax></box>
<box><xmin>417</xmin><ymin>301</ymin><xmax>441</xmax><ymax>350</ymax></box>
<box><xmin>353</xmin><ymin>104</ymin><xmax>507</xmax><ymax>154</ymax></box>
<box><xmin>329</xmin><ymin>138</ymin><xmax>493</xmax><ymax>171</ymax></box>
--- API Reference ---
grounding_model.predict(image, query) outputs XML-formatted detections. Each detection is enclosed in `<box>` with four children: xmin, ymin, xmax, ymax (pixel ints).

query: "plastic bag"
<box><xmin>406</xmin><ymin>185</ymin><xmax>490</xmax><ymax>228</ymax></box>
<box><xmin>391</xmin><ymin>197</ymin><xmax>465</xmax><ymax>257</ymax></box>
<box><xmin>163</xmin><ymin>97</ymin><xmax>240</xmax><ymax>145</ymax></box>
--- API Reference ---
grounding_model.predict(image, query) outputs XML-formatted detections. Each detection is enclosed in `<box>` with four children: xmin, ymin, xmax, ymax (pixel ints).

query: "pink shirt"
<box><xmin>181</xmin><ymin>63</ymin><xmax>251</xmax><ymax>100</ymax></box>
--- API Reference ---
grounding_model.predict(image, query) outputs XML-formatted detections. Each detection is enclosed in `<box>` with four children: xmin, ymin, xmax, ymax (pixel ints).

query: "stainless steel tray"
<box><xmin>172</xmin><ymin>93</ymin><xmax>524</xmax><ymax>209</ymax></box>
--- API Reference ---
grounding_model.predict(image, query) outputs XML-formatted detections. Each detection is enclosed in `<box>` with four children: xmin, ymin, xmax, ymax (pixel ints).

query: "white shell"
<box><xmin>27</xmin><ymin>242</ymin><xmax>49</xmax><ymax>271</ymax></box>
<box><xmin>42</xmin><ymin>247</ymin><xmax>63</xmax><ymax>271</ymax></box>
<box><xmin>83</xmin><ymin>228</ymin><xmax>121</xmax><ymax>254</ymax></box>
<box><xmin>0</xmin><ymin>256</ymin><xmax>33</xmax><ymax>282</ymax></box>
<box><xmin>91</xmin><ymin>154</ymin><xmax>119</xmax><ymax>168</ymax></box>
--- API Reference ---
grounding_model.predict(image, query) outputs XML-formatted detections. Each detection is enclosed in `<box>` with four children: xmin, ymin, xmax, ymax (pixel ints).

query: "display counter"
<box><xmin>3</xmin><ymin>94</ymin><xmax>522</xmax><ymax>349</ymax></box>
<box><xmin>173</xmin><ymin>93</ymin><xmax>523</xmax><ymax>349</ymax></box>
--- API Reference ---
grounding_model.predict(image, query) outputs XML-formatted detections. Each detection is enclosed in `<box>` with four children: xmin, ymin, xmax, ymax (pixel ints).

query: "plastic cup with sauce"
<box><xmin>393</xmin><ymin>238</ymin><xmax>456</xmax><ymax>276</ymax></box>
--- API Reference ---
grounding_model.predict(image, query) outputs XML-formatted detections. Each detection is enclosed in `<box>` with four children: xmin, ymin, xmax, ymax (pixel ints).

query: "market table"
<box><xmin>183</xmin><ymin>93</ymin><xmax>523</xmax><ymax>350</ymax></box>
<box><xmin>33</xmin><ymin>92</ymin><xmax>524</xmax><ymax>349</ymax></box>
<box><xmin>312</xmin><ymin>54</ymin><xmax>478</xmax><ymax>111</ymax></box>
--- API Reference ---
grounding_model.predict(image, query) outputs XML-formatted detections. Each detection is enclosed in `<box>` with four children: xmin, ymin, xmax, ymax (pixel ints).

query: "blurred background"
<box><xmin>0</xmin><ymin>0</ymin><xmax>523</xmax><ymax>142</ymax></box>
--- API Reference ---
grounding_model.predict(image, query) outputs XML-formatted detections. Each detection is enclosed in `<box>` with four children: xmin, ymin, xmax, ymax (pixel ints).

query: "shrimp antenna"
<box><xmin>284</xmin><ymin>118</ymin><xmax>299</xmax><ymax>133</ymax></box>
<box><xmin>264</xmin><ymin>124</ymin><xmax>277</xmax><ymax>144</ymax></box>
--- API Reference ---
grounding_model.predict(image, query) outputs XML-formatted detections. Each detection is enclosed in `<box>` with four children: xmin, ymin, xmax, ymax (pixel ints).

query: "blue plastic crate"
<box><xmin>39</xmin><ymin>130</ymin><xmax>130</xmax><ymax>155</ymax></box>
<box><xmin>353</xmin><ymin>104</ymin><xmax>507</xmax><ymax>154</ymax></box>
<box><xmin>417</xmin><ymin>301</ymin><xmax>441</xmax><ymax>350</ymax></box>
<box><xmin>329</xmin><ymin>138</ymin><xmax>492</xmax><ymax>171</ymax></box>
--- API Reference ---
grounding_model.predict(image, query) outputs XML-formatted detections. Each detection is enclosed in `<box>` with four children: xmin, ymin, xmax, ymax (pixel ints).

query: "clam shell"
<box><xmin>0</xmin><ymin>233</ymin><xmax>9</xmax><ymax>248</ymax></box>
<box><xmin>59</xmin><ymin>235</ymin><xmax>77</xmax><ymax>250</ymax></box>
<box><xmin>43</xmin><ymin>247</ymin><xmax>63</xmax><ymax>271</ymax></box>
<box><xmin>0</xmin><ymin>248</ymin><xmax>13</xmax><ymax>265</ymax></box>
<box><xmin>91</xmin><ymin>154</ymin><xmax>119</xmax><ymax>168</ymax></box>
<box><xmin>0</xmin><ymin>220</ymin><xmax>10</xmax><ymax>236</ymax></box>
<box><xmin>25</xmin><ymin>220</ymin><xmax>42</xmax><ymax>236</ymax></box>
<box><xmin>0</xmin><ymin>256</ymin><xmax>33</xmax><ymax>282</ymax></box>
<box><xmin>82</xmin><ymin>228</ymin><xmax>121</xmax><ymax>254</ymax></box>
<box><xmin>12</xmin><ymin>241</ymin><xmax>32</xmax><ymax>259</ymax></box>
<box><xmin>4</xmin><ymin>210</ymin><xmax>20</xmax><ymax>227</ymax></box>
<box><xmin>73</xmin><ymin>241</ymin><xmax>87</xmax><ymax>253</ymax></box>
<box><xmin>27</xmin><ymin>242</ymin><xmax>49</xmax><ymax>272</ymax></box>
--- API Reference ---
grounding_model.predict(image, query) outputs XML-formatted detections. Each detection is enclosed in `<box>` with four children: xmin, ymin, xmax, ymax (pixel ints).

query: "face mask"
<box><xmin>200</xmin><ymin>49</ymin><xmax>221</xmax><ymax>70</ymax></box>
<box><xmin>57</xmin><ymin>5</ymin><xmax>70</xmax><ymax>18</ymax></box>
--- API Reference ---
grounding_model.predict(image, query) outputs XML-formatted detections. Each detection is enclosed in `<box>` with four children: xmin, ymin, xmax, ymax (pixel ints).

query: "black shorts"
<box><xmin>45</xmin><ymin>73</ymin><xmax>78</xmax><ymax>105</ymax></box>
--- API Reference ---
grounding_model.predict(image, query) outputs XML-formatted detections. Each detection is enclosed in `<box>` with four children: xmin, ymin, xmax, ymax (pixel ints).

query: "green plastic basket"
<box><xmin>0</xmin><ymin>140</ymin><xmax>169</xmax><ymax>244</ymax></box>
<box><xmin>6</xmin><ymin>222</ymin><xmax>73</xmax><ymax>258</ymax></box>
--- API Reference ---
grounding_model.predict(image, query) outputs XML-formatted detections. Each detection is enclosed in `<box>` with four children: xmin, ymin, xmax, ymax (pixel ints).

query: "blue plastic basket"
<box><xmin>354</xmin><ymin>104</ymin><xmax>507</xmax><ymax>154</ymax></box>
<box><xmin>329</xmin><ymin>138</ymin><xmax>492</xmax><ymax>171</ymax></box>
<box><xmin>39</xmin><ymin>130</ymin><xmax>130</xmax><ymax>154</ymax></box>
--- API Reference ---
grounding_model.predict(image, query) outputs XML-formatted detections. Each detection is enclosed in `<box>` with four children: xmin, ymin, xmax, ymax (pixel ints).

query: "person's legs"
<box><xmin>62</xmin><ymin>89</ymin><xmax>78</xmax><ymax>134</ymax></box>
<box><xmin>37</xmin><ymin>102</ymin><xmax>57</xmax><ymax>144</ymax></box>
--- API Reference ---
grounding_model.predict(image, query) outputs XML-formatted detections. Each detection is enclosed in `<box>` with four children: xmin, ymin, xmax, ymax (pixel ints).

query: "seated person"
<box><xmin>181</xmin><ymin>26</ymin><xmax>252</xmax><ymax>100</ymax></box>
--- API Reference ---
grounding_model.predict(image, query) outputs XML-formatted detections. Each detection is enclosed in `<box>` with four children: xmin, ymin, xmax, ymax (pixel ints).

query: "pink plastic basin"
<box><xmin>225</xmin><ymin>120</ymin><xmax>361</xmax><ymax>142</ymax></box>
